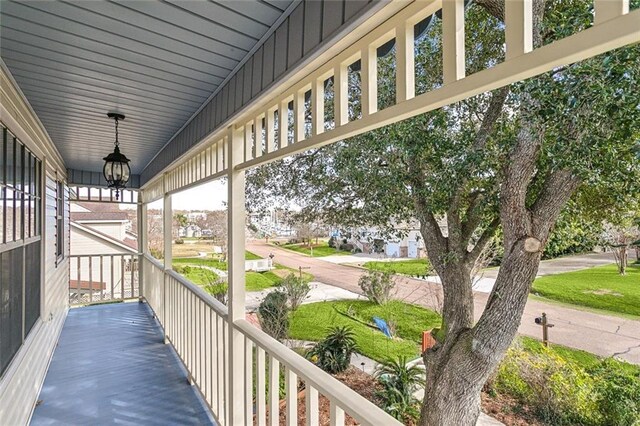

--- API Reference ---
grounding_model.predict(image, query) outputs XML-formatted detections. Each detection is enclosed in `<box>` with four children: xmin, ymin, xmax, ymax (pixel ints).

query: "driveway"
<box><xmin>247</xmin><ymin>240</ymin><xmax>640</xmax><ymax>364</ymax></box>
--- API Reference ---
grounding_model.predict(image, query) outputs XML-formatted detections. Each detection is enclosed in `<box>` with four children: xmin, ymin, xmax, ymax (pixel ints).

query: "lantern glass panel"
<box><xmin>113</xmin><ymin>162</ymin><xmax>123</xmax><ymax>181</ymax></box>
<box><xmin>121</xmin><ymin>164</ymin><xmax>130</xmax><ymax>182</ymax></box>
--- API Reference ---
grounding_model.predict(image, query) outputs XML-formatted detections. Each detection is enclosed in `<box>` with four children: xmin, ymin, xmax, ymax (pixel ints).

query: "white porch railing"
<box><xmin>142</xmin><ymin>254</ymin><xmax>402</xmax><ymax>426</ymax></box>
<box><xmin>69</xmin><ymin>253</ymin><xmax>140</xmax><ymax>306</ymax></box>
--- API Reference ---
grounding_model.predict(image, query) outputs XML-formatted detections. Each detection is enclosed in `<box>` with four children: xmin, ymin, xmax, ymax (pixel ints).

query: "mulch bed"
<box><xmin>481</xmin><ymin>392</ymin><xmax>544</xmax><ymax>426</ymax></box>
<box><xmin>267</xmin><ymin>366</ymin><xmax>382</xmax><ymax>426</ymax></box>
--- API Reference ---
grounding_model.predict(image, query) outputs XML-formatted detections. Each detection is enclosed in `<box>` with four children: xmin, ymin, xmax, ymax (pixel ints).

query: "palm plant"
<box><xmin>375</xmin><ymin>356</ymin><xmax>425</xmax><ymax>422</ymax></box>
<box><xmin>307</xmin><ymin>326</ymin><xmax>358</xmax><ymax>374</ymax></box>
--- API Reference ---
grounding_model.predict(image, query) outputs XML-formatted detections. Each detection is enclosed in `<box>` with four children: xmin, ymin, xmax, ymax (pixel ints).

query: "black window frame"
<box><xmin>0</xmin><ymin>123</ymin><xmax>43</xmax><ymax>378</ymax></box>
<box><xmin>55</xmin><ymin>179</ymin><xmax>65</xmax><ymax>264</ymax></box>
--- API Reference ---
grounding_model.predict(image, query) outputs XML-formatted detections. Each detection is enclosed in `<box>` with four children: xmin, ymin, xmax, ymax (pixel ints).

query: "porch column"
<box><xmin>163</xmin><ymin>186</ymin><xmax>172</xmax><ymax>269</ymax></box>
<box><xmin>137</xmin><ymin>196</ymin><xmax>147</xmax><ymax>299</ymax></box>
<box><xmin>227</xmin><ymin>125</ymin><xmax>246</xmax><ymax>425</ymax></box>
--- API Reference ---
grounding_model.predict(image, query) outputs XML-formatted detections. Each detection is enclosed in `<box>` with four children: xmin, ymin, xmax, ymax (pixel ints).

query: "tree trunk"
<box><xmin>419</xmin><ymin>240</ymin><xmax>543</xmax><ymax>426</ymax></box>
<box><xmin>421</xmin><ymin>330</ymin><xmax>482</xmax><ymax>425</ymax></box>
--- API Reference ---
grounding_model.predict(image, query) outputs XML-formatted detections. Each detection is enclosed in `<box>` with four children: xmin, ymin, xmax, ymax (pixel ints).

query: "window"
<box><xmin>0</xmin><ymin>123</ymin><xmax>42</xmax><ymax>378</ymax></box>
<box><xmin>55</xmin><ymin>180</ymin><xmax>65</xmax><ymax>262</ymax></box>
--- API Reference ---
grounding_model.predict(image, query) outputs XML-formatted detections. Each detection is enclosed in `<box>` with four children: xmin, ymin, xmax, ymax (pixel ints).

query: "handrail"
<box><xmin>142</xmin><ymin>253</ymin><xmax>166</xmax><ymax>271</ymax></box>
<box><xmin>70</xmin><ymin>252</ymin><xmax>141</xmax><ymax>257</ymax></box>
<box><xmin>235</xmin><ymin>319</ymin><xmax>403</xmax><ymax>426</ymax></box>
<box><xmin>69</xmin><ymin>252</ymin><xmax>139</xmax><ymax>305</ymax></box>
<box><xmin>141</xmin><ymin>254</ymin><xmax>401</xmax><ymax>426</ymax></box>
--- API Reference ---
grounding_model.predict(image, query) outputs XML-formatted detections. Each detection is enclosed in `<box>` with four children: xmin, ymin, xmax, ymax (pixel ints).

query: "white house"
<box><xmin>69</xmin><ymin>203</ymin><xmax>138</xmax><ymax>301</ymax></box>
<box><xmin>347</xmin><ymin>219</ymin><xmax>429</xmax><ymax>259</ymax></box>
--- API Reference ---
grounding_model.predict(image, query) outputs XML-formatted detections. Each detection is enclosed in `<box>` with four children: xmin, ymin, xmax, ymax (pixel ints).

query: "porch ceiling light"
<box><xmin>103</xmin><ymin>112</ymin><xmax>131</xmax><ymax>200</ymax></box>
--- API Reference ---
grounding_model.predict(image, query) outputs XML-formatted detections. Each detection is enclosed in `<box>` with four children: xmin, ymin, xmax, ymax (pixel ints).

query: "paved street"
<box><xmin>248</xmin><ymin>240</ymin><xmax>640</xmax><ymax>364</ymax></box>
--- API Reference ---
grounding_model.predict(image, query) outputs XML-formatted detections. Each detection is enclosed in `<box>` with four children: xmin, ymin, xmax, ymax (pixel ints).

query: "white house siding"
<box><xmin>0</xmin><ymin>66</ymin><xmax>69</xmax><ymax>425</ymax></box>
<box><xmin>69</xmin><ymin>225</ymin><xmax>135</xmax><ymax>298</ymax></box>
<box><xmin>78</xmin><ymin>221</ymin><xmax>126</xmax><ymax>241</ymax></box>
<box><xmin>70</xmin><ymin>225</ymin><xmax>131</xmax><ymax>255</ymax></box>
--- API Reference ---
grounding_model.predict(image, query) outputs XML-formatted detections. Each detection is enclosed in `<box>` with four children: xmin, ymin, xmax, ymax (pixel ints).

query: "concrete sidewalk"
<box><xmin>248</xmin><ymin>240</ymin><xmax>640</xmax><ymax>364</ymax></box>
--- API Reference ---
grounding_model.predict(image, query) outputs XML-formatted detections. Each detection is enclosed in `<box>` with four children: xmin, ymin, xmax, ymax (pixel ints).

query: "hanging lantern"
<box><xmin>103</xmin><ymin>112</ymin><xmax>131</xmax><ymax>200</ymax></box>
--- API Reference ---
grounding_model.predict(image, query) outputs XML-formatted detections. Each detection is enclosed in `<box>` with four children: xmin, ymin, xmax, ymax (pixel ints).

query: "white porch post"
<box><xmin>163</xmin><ymin>188</ymin><xmax>172</xmax><ymax>269</ymax></box>
<box><xmin>227</xmin><ymin>125</ymin><xmax>246</xmax><ymax>425</ymax></box>
<box><xmin>137</xmin><ymin>196</ymin><xmax>147</xmax><ymax>299</ymax></box>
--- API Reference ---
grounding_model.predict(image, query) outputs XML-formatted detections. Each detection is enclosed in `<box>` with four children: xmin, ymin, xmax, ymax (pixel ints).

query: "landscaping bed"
<box><xmin>289</xmin><ymin>300</ymin><xmax>441</xmax><ymax>363</ymax></box>
<box><xmin>274</xmin><ymin>366</ymin><xmax>382</xmax><ymax>426</ymax></box>
<box><xmin>485</xmin><ymin>336</ymin><xmax>640</xmax><ymax>426</ymax></box>
<box><xmin>531</xmin><ymin>264</ymin><xmax>640</xmax><ymax>317</ymax></box>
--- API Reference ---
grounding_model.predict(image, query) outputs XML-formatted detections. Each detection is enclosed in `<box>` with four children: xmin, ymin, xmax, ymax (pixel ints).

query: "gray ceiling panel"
<box><xmin>0</xmin><ymin>13</ymin><xmax>232</xmax><ymax>76</ymax></box>
<box><xmin>213</xmin><ymin>1</ymin><xmax>284</xmax><ymax>25</ymax></box>
<box><xmin>112</xmin><ymin>1</ymin><xmax>256</xmax><ymax>52</ymax></box>
<box><xmin>4</xmin><ymin>1</ymin><xmax>238</xmax><ymax>69</ymax></box>
<box><xmin>166</xmin><ymin>1</ymin><xmax>270</xmax><ymax>39</ymax></box>
<box><xmin>0</xmin><ymin>0</ymin><xmax>294</xmax><ymax>176</ymax></box>
<box><xmin>1</xmin><ymin>44</ymin><xmax>216</xmax><ymax>96</ymax></box>
<box><xmin>1</xmin><ymin>24</ymin><xmax>230</xmax><ymax>82</ymax></box>
<box><xmin>5</xmin><ymin>58</ymin><xmax>206</xmax><ymax>106</ymax></box>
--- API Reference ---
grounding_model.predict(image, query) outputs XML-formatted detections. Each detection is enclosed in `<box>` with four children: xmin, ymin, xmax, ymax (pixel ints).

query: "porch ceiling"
<box><xmin>0</xmin><ymin>0</ymin><xmax>293</xmax><ymax>175</ymax></box>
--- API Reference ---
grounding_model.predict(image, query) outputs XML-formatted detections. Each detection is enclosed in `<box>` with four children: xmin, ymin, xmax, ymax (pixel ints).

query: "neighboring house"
<box><xmin>69</xmin><ymin>202</ymin><xmax>138</xmax><ymax>297</ymax></box>
<box><xmin>186</xmin><ymin>211</ymin><xmax>207</xmax><ymax>222</ymax></box>
<box><xmin>249</xmin><ymin>209</ymin><xmax>294</xmax><ymax>237</ymax></box>
<box><xmin>178</xmin><ymin>224</ymin><xmax>203</xmax><ymax>238</ymax></box>
<box><xmin>345</xmin><ymin>218</ymin><xmax>446</xmax><ymax>259</ymax></box>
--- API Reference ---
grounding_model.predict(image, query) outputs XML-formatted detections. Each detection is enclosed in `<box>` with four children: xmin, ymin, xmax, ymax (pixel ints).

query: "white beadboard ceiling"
<box><xmin>0</xmin><ymin>0</ymin><xmax>294</xmax><ymax>174</ymax></box>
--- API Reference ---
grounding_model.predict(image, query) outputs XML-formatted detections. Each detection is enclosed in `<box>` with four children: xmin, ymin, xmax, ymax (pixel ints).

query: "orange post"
<box><xmin>422</xmin><ymin>330</ymin><xmax>436</xmax><ymax>353</ymax></box>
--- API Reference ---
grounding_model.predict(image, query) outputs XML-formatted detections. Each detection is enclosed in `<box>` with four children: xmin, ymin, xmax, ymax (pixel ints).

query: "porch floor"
<box><xmin>31</xmin><ymin>302</ymin><xmax>215</xmax><ymax>425</ymax></box>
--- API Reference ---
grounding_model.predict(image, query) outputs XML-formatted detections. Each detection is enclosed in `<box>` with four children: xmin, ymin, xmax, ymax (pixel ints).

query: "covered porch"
<box><xmin>1</xmin><ymin>0</ymin><xmax>638</xmax><ymax>425</ymax></box>
<box><xmin>31</xmin><ymin>302</ymin><xmax>214</xmax><ymax>425</ymax></box>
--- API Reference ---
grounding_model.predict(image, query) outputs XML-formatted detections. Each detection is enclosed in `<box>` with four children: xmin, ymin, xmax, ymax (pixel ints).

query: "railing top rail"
<box><xmin>143</xmin><ymin>253</ymin><xmax>164</xmax><ymax>269</ymax></box>
<box><xmin>234</xmin><ymin>318</ymin><xmax>403</xmax><ymax>426</ymax></box>
<box><xmin>70</xmin><ymin>253</ymin><xmax>141</xmax><ymax>257</ymax></box>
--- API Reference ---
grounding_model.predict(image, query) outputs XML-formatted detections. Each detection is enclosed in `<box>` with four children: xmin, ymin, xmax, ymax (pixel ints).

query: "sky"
<box><xmin>172</xmin><ymin>179</ymin><xmax>227</xmax><ymax>211</ymax></box>
<box><xmin>126</xmin><ymin>179</ymin><xmax>228</xmax><ymax>211</ymax></box>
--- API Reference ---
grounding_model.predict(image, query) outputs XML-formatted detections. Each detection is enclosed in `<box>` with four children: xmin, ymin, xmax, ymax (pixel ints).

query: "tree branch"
<box><xmin>531</xmin><ymin>169</ymin><xmax>582</xmax><ymax>238</ymax></box>
<box><xmin>465</xmin><ymin>217</ymin><xmax>500</xmax><ymax>267</ymax></box>
<box><xmin>448</xmin><ymin>87</ymin><xmax>510</xmax><ymax>223</ymax></box>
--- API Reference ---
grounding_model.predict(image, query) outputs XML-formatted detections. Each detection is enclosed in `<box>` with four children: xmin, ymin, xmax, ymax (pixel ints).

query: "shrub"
<box><xmin>307</xmin><ymin>326</ymin><xmax>358</xmax><ymax>374</ymax></box>
<box><xmin>258</xmin><ymin>291</ymin><xmax>289</xmax><ymax>341</ymax></box>
<box><xmin>173</xmin><ymin>264</ymin><xmax>191</xmax><ymax>274</ymax></box>
<box><xmin>174</xmin><ymin>238</ymin><xmax>185</xmax><ymax>244</ymax></box>
<box><xmin>358</xmin><ymin>270</ymin><xmax>396</xmax><ymax>305</ymax></box>
<box><xmin>149</xmin><ymin>247</ymin><xmax>164</xmax><ymax>260</ymax></box>
<box><xmin>278</xmin><ymin>274</ymin><xmax>311</xmax><ymax>311</ymax></box>
<box><xmin>491</xmin><ymin>346</ymin><xmax>598</xmax><ymax>425</ymax></box>
<box><xmin>204</xmin><ymin>280</ymin><xmax>228</xmax><ymax>305</ymax></box>
<box><xmin>589</xmin><ymin>359</ymin><xmax>640</xmax><ymax>426</ymax></box>
<box><xmin>328</xmin><ymin>236</ymin><xmax>337</xmax><ymax>248</ymax></box>
<box><xmin>339</xmin><ymin>243</ymin><xmax>354</xmax><ymax>251</ymax></box>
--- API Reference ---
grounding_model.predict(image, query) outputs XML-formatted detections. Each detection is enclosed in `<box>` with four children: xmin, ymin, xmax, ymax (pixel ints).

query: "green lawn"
<box><xmin>174</xmin><ymin>255</ymin><xmax>313</xmax><ymax>292</ymax></box>
<box><xmin>531</xmin><ymin>264</ymin><xmax>640</xmax><ymax>317</ymax></box>
<box><xmin>173</xmin><ymin>250</ymin><xmax>262</xmax><ymax>271</ymax></box>
<box><xmin>363</xmin><ymin>259</ymin><xmax>432</xmax><ymax>276</ymax></box>
<box><xmin>279</xmin><ymin>241</ymin><xmax>349</xmax><ymax>257</ymax></box>
<box><xmin>179</xmin><ymin>266</ymin><xmax>219</xmax><ymax>286</ymax></box>
<box><xmin>289</xmin><ymin>300</ymin><xmax>441</xmax><ymax>363</ymax></box>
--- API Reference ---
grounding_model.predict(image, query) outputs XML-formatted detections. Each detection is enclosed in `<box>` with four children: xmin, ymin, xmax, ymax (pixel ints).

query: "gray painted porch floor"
<box><xmin>31</xmin><ymin>302</ymin><xmax>215</xmax><ymax>425</ymax></box>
